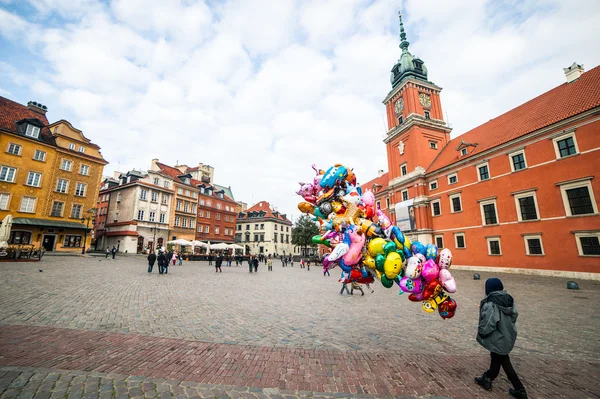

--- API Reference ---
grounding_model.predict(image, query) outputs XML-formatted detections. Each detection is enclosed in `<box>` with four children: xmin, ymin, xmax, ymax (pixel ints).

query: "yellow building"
<box><xmin>0</xmin><ymin>97</ymin><xmax>107</xmax><ymax>253</ymax></box>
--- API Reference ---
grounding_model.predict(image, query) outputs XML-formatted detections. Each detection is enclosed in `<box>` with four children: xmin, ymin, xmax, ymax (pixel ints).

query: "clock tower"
<box><xmin>383</xmin><ymin>12</ymin><xmax>452</xmax><ymax>183</ymax></box>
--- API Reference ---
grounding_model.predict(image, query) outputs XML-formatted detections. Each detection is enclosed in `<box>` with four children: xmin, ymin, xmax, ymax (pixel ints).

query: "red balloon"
<box><xmin>438</xmin><ymin>297</ymin><xmax>457</xmax><ymax>319</ymax></box>
<box><xmin>422</xmin><ymin>279</ymin><xmax>442</xmax><ymax>300</ymax></box>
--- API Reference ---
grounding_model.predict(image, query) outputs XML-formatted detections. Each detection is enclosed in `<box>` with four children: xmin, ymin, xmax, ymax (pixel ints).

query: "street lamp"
<box><xmin>80</xmin><ymin>208</ymin><xmax>97</xmax><ymax>255</ymax></box>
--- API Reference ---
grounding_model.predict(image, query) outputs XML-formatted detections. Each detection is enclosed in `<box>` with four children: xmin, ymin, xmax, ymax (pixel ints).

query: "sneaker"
<box><xmin>474</xmin><ymin>374</ymin><xmax>492</xmax><ymax>391</ymax></box>
<box><xmin>509</xmin><ymin>388</ymin><xmax>528</xmax><ymax>399</ymax></box>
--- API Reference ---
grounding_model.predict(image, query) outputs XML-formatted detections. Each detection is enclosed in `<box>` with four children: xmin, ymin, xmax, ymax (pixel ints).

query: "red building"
<box><xmin>362</xmin><ymin>14</ymin><xmax>599</xmax><ymax>275</ymax></box>
<box><xmin>196</xmin><ymin>182</ymin><xmax>238</xmax><ymax>244</ymax></box>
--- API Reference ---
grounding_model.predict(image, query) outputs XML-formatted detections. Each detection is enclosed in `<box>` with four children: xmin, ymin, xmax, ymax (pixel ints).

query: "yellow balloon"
<box><xmin>368</xmin><ymin>237</ymin><xmax>387</xmax><ymax>256</ymax></box>
<box><xmin>383</xmin><ymin>252</ymin><xmax>403</xmax><ymax>280</ymax></box>
<box><xmin>374</xmin><ymin>270</ymin><xmax>382</xmax><ymax>281</ymax></box>
<box><xmin>363</xmin><ymin>254</ymin><xmax>376</xmax><ymax>270</ymax></box>
<box><xmin>403</xmin><ymin>236</ymin><xmax>412</xmax><ymax>251</ymax></box>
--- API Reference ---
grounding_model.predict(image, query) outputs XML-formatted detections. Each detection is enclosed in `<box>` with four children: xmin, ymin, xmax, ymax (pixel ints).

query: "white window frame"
<box><xmin>400</xmin><ymin>163</ymin><xmax>408</xmax><ymax>176</ymax></box>
<box><xmin>140</xmin><ymin>189</ymin><xmax>147</xmax><ymax>200</ymax></box>
<box><xmin>75</xmin><ymin>182</ymin><xmax>86</xmax><ymax>197</ymax></box>
<box><xmin>204</xmin><ymin>226</ymin><xmax>209</xmax><ymax>233</ymax></box>
<box><xmin>177</xmin><ymin>188</ymin><xmax>183</xmax><ymax>195</ymax></box>
<box><xmin>215</xmin><ymin>227</ymin><xmax>220</xmax><ymax>234</ymax></box>
<box><xmin>552</xmin><ymin>132</ymin><xmax>579</xmax><ymax>159</ymax></box>
<box><xmin>163</xmin><ymin>181</ymin><xmax>170</xmax><ymax>188</ymax></box>
<box><xmin>477</xmin><ymin>162</ymin><xmax>490</xmax><ymax>182</ymax></box>
<box><xmin>216</xmin><ymin>213</ymin><xmax>220</xmax><ymax>220</ymax></box>
<box><xmin>182</xmin><ymin>218</ymin><xmax>188</xmax><ymax>228</ymax></box>
<box><xmin>7</xmin><ymin>143</ymin><xmax>21</xmax><ymax>155</ymax></box>
<box><xmin>56</xmin><ymin>179</ymin><xmax>69</xmax><ymax>193</ymax></box>
<box><xmin>523</xmin><ymin>234</ymin><xmax>545</xmax><ymax>256</ymax></box>
<box><xmin>79</xmin><ymin>164</ymin><xmax>90</xmax><ymax>175</ymax></box>
<box><xmin>159</xmin><ymin>213</ymin><xmax>166</xmax><ymax>223</ymax></box>
<box><xmin>33</xmin><ymin>149</ymin><xmax>46</xmax><ymax>162</ymax></box>
<box><xmin>25</xmin><ymin>124</ymin><xmax>40</xmax><ymax>138</ymax></box>
<box><xmin>460</xmin><ymin>148</ymin><xmax>468</xmax><ymax>156</ymax></box>
<box><xmin>486</xmin><ymin>237</ymin><xmax>502</xmax><ymax>256</ymax></box>
<box><xmin>509</xmin><ymin>150</ymin><xmax>527</xmax><ymax>172</ymax></box>
<box><xmin>149</xmin><ymin>211</ymin><xmax>156</xmax><ymax>222</ymax></box>
<box><xmin>68</xmin><ymin>143</ymin><xmax>76</xmax><ymax>150</ymax></box>
<box><xmin>78</xmin><ymin>146</ymin><xmax>85</xmax><ymax>153</ymax></box>
<box><xmin>429</xmin><ymin>180</ymin><xmax>438</xmax><ymax>191</ymax></box>
<box><xmin>479</xmin><ymin>199</ymin><xmax>499</xmax><ymax>225</ymax></box>
<box><xmin>447</xmin><ymin>173</ymin><xmax>458</xmax><ymax>185</ymax></box>
<box><xmin>61</xmin><ymin>159</ymin><xmax>72</xmax><ymax>172</ymax></box>
<box><xmin>174</xmin><ymin>216</ymin><xmax>181</xmax><ymax>226</ymax></box>
<box><xmin>0</xmin><ymin>193</ymin><xmax>11</xmax><ymax>210</ymax></box>
<box><xmin>401</xmin><ymin>190</ymin><xmax>409</xmax><ymax>202</ymax></box>
<box><xmin>190</xmin><ymin>219</ymin><xmax>194</xmax><ymax>228</ymax></box>
<box><xmin>431</xmin><ymin>199</ymin><xmax>441</xmax><ymax>216</ymax></box>
<box><xmin>206</xmin><ymin>211</ymin><xmax>211</xmax><ymax>218</ymax></box>
<box><xmin>138</xmin><ymin>210</ymin><xmax>145</xmax><ymax>220</ymax></box>
<box><xmin>574</xmin><ymin>231</ymin><xmax>600</xmax><ymax>257</ymax></box>
<box><xmin>513</xmin><ymin>190</ymin><xmax>540</xmax><ymax>221</ymax></box>
<box><xmin>153</xmin><ymin>177</ymin><xmax>159</xmax><ymax>185</ymax></box>
<box><xmin>454</xmin><ymin>232</ymin><xmax>466</xmax><ymax>249</ymax></box>
<box><xmin>26</xmin><ymin>171</ymin><xmax>42</xmax><ymax>187</ymax></box>
<box><xmin>434</xmin><ymin>234</ymin><xmax>444</xmax><ymax>249</ymax></box>
<box><xmin>449</xmin><ymin>193</ymin><xmax>462</xmax><ymax>213</ymax></box>
<box><xmin>162</xmin><ymin>194</ymin><xmax>169</xmax><ymax>205</ymax></box>
<box><xmin>199</xmin><ymin>210</ymin><xmax>203</xmax><ymax>217</ymax></box>
<box><xmin>558</xmin><ymin>179</ymin><xmax>598</xmax><ymax>217</ymax></box>
<box><xmin>0</xmin><ymin>166</ymin><xmax>16</xmax><ymax>182</ymax></box>
<box><xmin>429</xmin><ymin>141</ymin><xmax>438</xmax><ymax>149</ymax></box>
<box><xmin>19</xmin><ymin>196</ymin><xmax>36</xmax><ymax>213</ymax></box>
<box><xmin>70</xmin><ymin>204</ymin><xmax>83</xmax><ymax>219</ymax></box>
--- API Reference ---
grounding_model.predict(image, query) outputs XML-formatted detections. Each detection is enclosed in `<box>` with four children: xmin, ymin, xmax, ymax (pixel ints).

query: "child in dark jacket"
<box><xmin>475</xmin><ymin>278</ymin><xmax>527</xmax><ymax>399</ymax></box>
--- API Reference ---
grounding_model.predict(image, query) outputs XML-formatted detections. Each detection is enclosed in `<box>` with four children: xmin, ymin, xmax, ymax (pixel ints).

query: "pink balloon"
<box><xmin>421</xmin><ymin>259</ymin><xmax>440</xmax><ymax>282</ymax></box>
<box><xmin>439</xmin><ymin>269</ymin><xmax>457</xmax><ymax>293</ymax></box>
<box><xmin>400</xmin><ymin>276</ymin><xmax>422</xmax><ymax>293</ymax></box>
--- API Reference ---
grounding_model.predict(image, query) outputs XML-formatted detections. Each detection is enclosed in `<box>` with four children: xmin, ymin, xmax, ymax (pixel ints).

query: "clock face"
<box><xmin>419</xmin><ymin>93</ymin><xmax>431</xmax><ymax>108</ymax></box>
<box><xmin>394</xmin><ymin>98</ymin><xmax>404</xmax><ymax>114</ymax></box>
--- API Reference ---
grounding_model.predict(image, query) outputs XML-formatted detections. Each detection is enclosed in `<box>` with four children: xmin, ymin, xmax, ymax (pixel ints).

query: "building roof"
<box><xmin>155</xmin><ymin>162</ymin><xmax>198</xmax><ymax>187</ymax></box>
<box><xmin>214</xmin><ymin>184</ymin><xmax>235</xmax><ymax>201</ymax></box>
<box><xmin>360</xmin><ymin>172</ymin><xmax>389</xmax><ymax>196</ymax></box>
<box><xmin>238</xmin><ymin>201</ymin><xmax>291</xmax><ymax>224</ymax></box>
<box><xmin>427</xmin><ymin>65</ymin><xmax>600</xmax><ymax>173</ymax></box>
<box><xmin>0</xmin><ymin>96</ymin><xmax>55</xmax><ymax>146</ymax></box>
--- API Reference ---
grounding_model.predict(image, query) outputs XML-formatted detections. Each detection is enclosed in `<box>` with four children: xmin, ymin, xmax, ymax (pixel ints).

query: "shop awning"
<box><xmin>12</xmin><ymin>218</ymin><xmax>90</xmax><ymax>230</ymax></box>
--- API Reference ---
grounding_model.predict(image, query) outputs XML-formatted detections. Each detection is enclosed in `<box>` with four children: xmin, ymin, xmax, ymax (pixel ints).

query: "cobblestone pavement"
<box><xmin>0</xmin><ymin>257</ymin><xmax>599</xmax><ymax>398</ymax></box>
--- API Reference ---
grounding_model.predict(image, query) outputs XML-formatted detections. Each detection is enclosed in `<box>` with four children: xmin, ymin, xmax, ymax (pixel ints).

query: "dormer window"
<box><xmin>68</xmin><ymin>143</ymin><xmax>75</xmax><ymax>150</ymax></box>
<box><xmin>25</xmin><ymin>125</ymin><xmax>40</xmax><ymax>138</ymax></box>
<box><xmin>78</xmin><ymin>146</ymin><xmax>85</xmax><ymax>153</ymax></box>
<box><xmin>461</xmin><ymin>148</ymin><xmax>468</xmax><ymax>156</ymax></box>
<box><xmin>200</xmin><ymin>187</ymin><xmax>205</xmax><ymax>194</ymax></box>
<box><xmin>218</xmin><ymin>192</ymin><xmax>224</xmax><ymax>199</ymax></box>
<box><xmin>413</xmin><ymin>60</ymin><xmax>423</xmax><ymax>70</ymax></box>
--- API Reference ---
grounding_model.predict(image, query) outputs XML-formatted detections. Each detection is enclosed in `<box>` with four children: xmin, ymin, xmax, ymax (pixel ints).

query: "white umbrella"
<box><xmin>211</xmin><ymin>242</ymin><xmax>230</xmax><ymax>250</ymax></box>
<box><xmin>167</xmin><ymin>238</ymin><xmax>192</xmax><ymax>245</ymax></box>
<box><xmin>206</xmin><ymin>241</ymin><xmax>211</xmax><ymax>253</ymax></box>
<box><xmin>227</xmin><ymin>244</ymin><xmax>244</xmax><ymax>249</ymax></box>
<box><xmin>0</xmin><ymin>215</ymin><xmax>13</xmax><ymax>250</ymax></box>
<box><xmin>190</xmin><ymin>240</ymin><xmax>208</xmax><ymax>247</ymax></box>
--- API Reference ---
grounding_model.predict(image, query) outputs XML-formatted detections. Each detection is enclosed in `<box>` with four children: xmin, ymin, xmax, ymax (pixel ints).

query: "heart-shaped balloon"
<box><xmin>438</xmin><ymin>248</ymin><xmax>453</xmax><ymax>269</ymax></box>
<box><xmin>438</xmin><ymin>297</ymin><xmax>457</xmax><ymax>319</ymax></box>
<box><xmin>421</xmin><ymin>259</ymin><xmax>440</xmax><ymax>282</ymax></box>
<box><xmin>439</xmin><ymin>269</ymin><xmax>457</xmax><ymax>293</ymax></box>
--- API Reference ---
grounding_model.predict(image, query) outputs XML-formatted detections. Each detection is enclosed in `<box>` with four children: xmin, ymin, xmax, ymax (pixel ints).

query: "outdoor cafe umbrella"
<box><xmin>211</xmin><ymin>242</ymin><xmax>230</xmax><ymax>250</ymax></box>
<box><xmin>0</xmin><ymin>214</ymin><xmax>13</xmax><ymax>250</ymax></box>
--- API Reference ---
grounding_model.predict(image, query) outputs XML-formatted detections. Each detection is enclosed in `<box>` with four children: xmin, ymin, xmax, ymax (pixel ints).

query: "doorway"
<box><xmin>42</xmin><ymin>235</ymin><xmax>56</xmax><ymax>251</ymax></box>
<box><xmin>137</xmin><ymin>237</ymin><xmax>144</xmax><ymax>253</ymax></box>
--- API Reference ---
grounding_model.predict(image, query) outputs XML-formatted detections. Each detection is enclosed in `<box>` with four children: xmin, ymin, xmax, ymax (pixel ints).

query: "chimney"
<box><xmin>563</xmin><ymin>62</ymin><xmax>584</xmax><ymax>83</ymax></box>
<box><xmin>377</xmin><ymin>169</ymin><xmax>385</xmax><ymax>177</ymax></box>
<box><xmin>27</xmin><ymin>101</ymin><xmax>48</xmax><ymax>115</ymax></box>
<box><xmin>150</xmin><ymin>159</ymin><xmax>160</xmax><ymax>171</ymax></box>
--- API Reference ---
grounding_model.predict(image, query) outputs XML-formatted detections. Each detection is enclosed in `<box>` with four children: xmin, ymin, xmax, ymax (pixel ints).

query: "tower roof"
<box><xmin>390</xmin><ymin>12</ymin><xmax>429</xmax><ymax>89</ymax></box>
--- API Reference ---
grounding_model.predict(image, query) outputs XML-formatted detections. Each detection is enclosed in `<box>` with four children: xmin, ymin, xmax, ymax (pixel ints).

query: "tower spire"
<box><xmin>398</xmin><ymin>11</ymin><xmax>410</xmax><ymax>52</ymax></box>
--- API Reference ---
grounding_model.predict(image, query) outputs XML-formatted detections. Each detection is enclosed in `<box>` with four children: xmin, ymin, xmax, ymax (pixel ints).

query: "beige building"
<box><xmin>235</xmin><ymin>201</ymin><xmax>293</xmax><ymax>256</ymax></box>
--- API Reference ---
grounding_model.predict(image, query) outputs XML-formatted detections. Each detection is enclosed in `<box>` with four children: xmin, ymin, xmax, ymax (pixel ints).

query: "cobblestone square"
<box><xmin>0</xmin><ymin>255</ymin><xmax>598</xmax><ymax>398</ymax></box>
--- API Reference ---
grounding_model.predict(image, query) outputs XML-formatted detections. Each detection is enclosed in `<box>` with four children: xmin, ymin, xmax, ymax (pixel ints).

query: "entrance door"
<box><xmin>148</xmin><ymin>242</ymin><xmax>154</xmax><ymax>252</ymax></box>
<box><xmin>42</xmin><ymin>235</ymin><xmax>55</xmax><ymax>251</ymax></box>
<box><xmin>137</xmin><ymin>237</ymin><xmax>144</xmax><ymax>253</ymax></box>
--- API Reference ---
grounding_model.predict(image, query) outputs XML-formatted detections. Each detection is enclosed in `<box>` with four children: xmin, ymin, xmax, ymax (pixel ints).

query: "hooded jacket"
<box><xmin>476</xmin><ymin>290</ymin><xmax>518</xmax><ymax>355</ymax></box>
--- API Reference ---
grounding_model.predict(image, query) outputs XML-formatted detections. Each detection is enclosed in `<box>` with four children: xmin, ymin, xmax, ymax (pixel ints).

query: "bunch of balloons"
<box><xmin>296</xmin><ymin>164</ymin><xmax>458</xmax><ymax>319</ymax></box>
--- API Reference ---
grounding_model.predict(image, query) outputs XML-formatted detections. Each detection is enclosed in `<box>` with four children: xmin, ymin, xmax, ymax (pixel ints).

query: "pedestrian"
<box><xmin>340</xmin><ymin>282</ymin><xmax>350</xmax><ymax>295</ymax></box>
<box><xmin>215</xmin><ymin>254</ymin><xmax>222</xmax><ymax>273</ymax></box>
<box><xmin>249</xmin><ymin>256</ymin><xmax>253</xmax><ymax>273</ymax></box>
<box><xmin>157</xmin><ymin>251</ymin><xmax>166</xmax><ymax>274</ymax></box>
<box><xmin>475</xmin><ymin>278</ymin><xmax>527</xmax><ymax>399</ymax></box>
<box><xmin>111</xmin><ymin>246</ymin><xmax>117</xmax><ymax>259</ymax></box>
<box><xmin>164</xmin><ymin>250</ymin><xmax>172</xmax><ymax>274</ymax></box>
<box><xmin>307</xmin><ymin>260</ymin><xmax>311</xmax><ymax>271</ymax></box>
<box><xmin>253</xmin><ymin>256</ymin><xmax>259</xmax><ymax>273</ymax></box>
<box><xmin>178</xmin><ymin>252</ymin><xmax>183</xmax><ymax>266</ymax></box>
<box><xmin>365</xmin><ymin>283</ymin><xmax>374</xmax><ymax>293</ymax></box>
<box><xmin>350</xmin><ymin>282</ymin><xmax>364</xmax><ymax>296</ymax></box>
<box><xmin>290</xmin><ymin>256</ymin><xmax>294</xmax><ymax>267</ymax></box>
<box><xmin>208</xmin><ymin>254</ymin><xmax>213</xmax><ymax>266</ymax></box>
<box><xmin>268</xmin><ymin>258</ymin><xmax>273</xmax><ymax>271</ymax></box>
<box><xmin>105</xmin><ymin>247</ymin><xmax>110</xmax><ymax>258</ymax></box>
<box><xmin>227</xmin><ymin>256</ymin><xmax>232</xmax><ymax>267</ymax></box>
<box><xmin>147</xmin><ymin>250</ymin><xmax>156</xmax><ymax>273</ymax></box>
<box><xmin>171</xmin><ymin>252</ymin><xmax>177</xmax><ymax>266</ymax></box>
<box><xmin>300</xmin><ymin>259</ymin><xmax>304</xmax><ymax>268</ymax></box>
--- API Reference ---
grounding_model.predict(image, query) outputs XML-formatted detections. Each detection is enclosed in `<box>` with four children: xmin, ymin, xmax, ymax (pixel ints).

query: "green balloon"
<box><xmin>381</xmin><ymin>275</ymin><xmax>394</xmax><ymax>288</ymax></box>
<box><xmin>383</xmin><ymin>241</ymin><xmax>397</xmax><ymax>255</ymax></box>
<box><xmin>375</xmin><ymin>254</ymin><xmax>385</xmax><ymax>273</ymax></box>
<box><xmin>312</xmin><ymin>235</ymin><xmax>331</xmax><ymax>247</ymax></box>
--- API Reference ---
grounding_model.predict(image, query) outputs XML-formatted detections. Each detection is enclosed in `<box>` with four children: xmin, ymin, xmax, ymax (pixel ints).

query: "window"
<box><xmin>19</xmin><ymin>196</ymin><xmax>36</xmax><ymax>213</ymax></box>
<box><xmin>431</xmin><ymin>200</ymin><xmax>441</xmax><ymax>216</ymax></box>
<box><xmin>460</xmin><ymin>148</ymin><xmax>468</xmax><ymax>156</ymax></box>
<box><xmin>78</xmin><ymin>146</ymin><xmax>84</xmax><ymax>153</ymax></box>
<box><xmin>401</xmin><ymin>190</ymin><xmax>409</xmax><ymax>201</ymax></box>
<box><xmin>61</xmin><ymin>159</ymin><xmax>72</xmax><ymax>171</ymax></box>
<box><xmin>25</xmin><ymin>124</ymin><xmax>40</xmax><ymax>138</ymax></box>
<box><xmin>173</xmin><ymin>216</ymin><xmax>180</xmax><ymax>226</ymax></box>
<box><xmin>160</xmin><ymin>213</ymin><xmax>166</xmax><ymax>223</ymax></box>
<box><xmin>559</xmin><ymin>179</ymin><xmax>597</xmax><ymax>216</ymax></box>
<box><xmin>185</xmin><ymin>190</ymin><xmax>190</xmax><ymax>196</ymax></box>
<box><xmin>199</xmin><ymin>210</ymin><xmax>203</xmax><ymax>217</ymax></box>
<box><xmin>75</xmin><ymin>183</ymin><xmax>86</xmax><ymax>197</ymax></box>
<box><xmin>386</xmin><ymin>198</ymin><xmax>390</xmax><ymax>209</ymax></box>
<box><xmin>63</xmin><ymin>235</ymin><xmax>82</xmax><ymax>247</ymax></box>
<box><xmin>400</xmin><ymin>163</ymin><xmax>407</xmax><ymax>176</ymax></box>
<box><xmin>216</xmin><ymin>213</ymin><xmax>220</xmax><ymax>220</ymax></box>
<box><xmin>149</xmin><ymin>211</ymin><xmax>156</xmax><ymax>222</ymax></box>
<box><xmin>33</xmin><ymin>149</ymin><xmax>46</xmax><ymax>161</ymax></box>
<box><xmin>224</xmin><ymin>215</ymin><xmax>229</xmax><ymax>222</ymax></box>
<box><xmin>140</xmin><ymin>189</ymin><xmax>147</xmax><ymax>200</ymax></box>
<box><xmin>199</xmin><ymin>199</ymin><xmax>205</xmax><ymax>206</ymax></box>
<box><xmin>71</xmin><ymin>204</ymin><xmax>82</xmax><ymax>219</ymax></box>
<box><xmin>192</xmin><ymin>192</ymin><xmax>197</xmax><ymax>199</ymax></box>
<box><xmin>254</xmin><ymin>224</ymin><xmax>258</xmax><ymax>230</ymax></box>
<box><xmin>435</xmin><ymin>235</ymin><xmax>444</xmax><ymax>249</ymax></box>
<box><xmin>56</xmin><ymin>179</ymin><xmax>68</xmax><ymax>193</ymax></box>
<box><xmin>487</xmin><ymin>237</ymin><xmax>502</xmax><ymax>255</ymax></box>
<box><xmin>0</xmin><ymin>166</ymin><xmax>16</xmax><ymax>182</ymax></box>
<box><xmin>7</xmin><ymin>143</ymin><xmax>21</xmax><ymax>155</ymax></box>
<box><xmin>274</xmin><ymin>224</ymin><xmax>278</xmax><ymax>231</ymax></box>
<box><xmin>182</xmin><ymin>218</ymin><xmax>188</xmax><ymax>228</ymax></box>
<box><xmin>26</xmin><ymin>172</ymin><xmax>42</xmax><ymax>187</ymax></box>
<box><xmin>79</xmin><ymin>165</ymin><xmax>90</xmax><ymax>175</ymax></box>
<box><xmin>0</xmin><ymin>193</ymin><xmax>9</xmax><ymax>210</ymax></box>
<box><xmin>513</xmin><ymin>191</ymin><xmax>539</xmax><ymax>221</ymax></box>
<box><xmin>429</xmin><ymin>180</ymin><xmax>438</xmax><ymax>191</ymax></box>
<box><xmin>184</xmin><ymin>202</ymin><xmax>189</xmax><ymax>212</ymax></box>
<box><xmin>137</xmin><ymin>210</ymin><xmax>145</xmax><ymax>220</ymax></box>
<box><xmin>198</xmin><ymin>225</ymin><xmax>203</xmax><ymax>232</ymax></box>
<box><xmin>429</xmin><ymin>141</ymin><xmax>437</xmax><ymax>149</ymax></box>
<box><xmin>151</xmin><ymin>191</ymin><xmax>158</xmax><ymax>202</ymax></box>
<box><xmin>204</xmin><ymin>226</ymin><xmax>209</xmax><ymax>233</ymax></box>
<box><xmin>376</xmin><ymin>201</ymin><xmax>381</xmax><ymax>209</ymax></box>
<box><xmin>216</xmin><ymin>203</ymin><xmax>221</xmax><ymax>210</ymax></box>
<box><xmin>9</xmin><ymin>231</ymin><xmax>31</xmax><ymax>245</ymax></box>
<box><xmin>454</xmin><ymin>233</ymin><xmax>466</xmax><ymax>249</ymax></box>
<box><xmin>477</xmin><ymin>163</ymin><xmax>489</xmax><ymax>181</ymax></box>
<box><xmin>163</xmin><ymin>181</ymin><xmax>170</xmax><ymax>188</ymax></box>
<box><xmin>68</xmin><ymin>143</ymin><xmax>75</xmax><ymax>150</ymax></box>
<box><xmin>447</xmin><ymin>173</ymin><xmax>458</xmax><ymax>185</ymax></box>
<box><xmin>237</xmin><ymin>225</ymin><xmax>241</xmax><ymax>231</ymax></box>
<box><xmin>207</xmin><ymin>201</ymin><xmax>211</xmax><ymax>207</ymax></box>
<box><xmin>51</xmin><ymin>201</ymin><xmax>64</xmax><ymax>216</ymax></box>
<box><xmin>524</xmin><ymin>235</ymin><xmax>544</xmax><ymax>256</ymax></box>
<box><xmin>398</xmin><ymin>116</ymin><xmax>403</xmax><ymax>124</ymax></box>
<box><xmin>449</xmin><ymin>193</ymin><xmax>462</xmax><ymax>213</ymax></box>
<box><xmin>260</xmin><ymin>224</ymin><xmax>264</xmax><ymax>229</ymax></box>
<box><xmin>176</xmin><ymin>201</ymin><xmax>182</xmax><ymax>211</ymax></box>
<box><xmin>553</xmin><ymin>133</ymin><xmax>578</xmax><ymax>158</ymax></box>
<box><xmin>246</xmin><ymin>225</ymin><xmax>249</xmax><ymax>230</ymax></box>
<box><xmin>214</xmin><ymin>227</ymin><xmax>219</xmax><ymax>234</ymax></box>
<box><xmin>424</xmin><ymin>110</ymin><xmax>430</xmax><ymax>119</ymax></box>
<box><xmin>206</xmin><ymin>211</ymin><xmax>210</xmax><ymax>218</ymax></box>
<box><xmin>509</xmin><ymin>150</ymin><xmax>527</xmax><ymax>172</ymax></box>
<box><xmin>162</xmin><ymin>194</ymin><xmax>169</xmax><ymax>205</ymax></box>
<box><xmin>575</xmin><ymin>233</ymin><xmax>600</xmax><ymax>256</ymax></box>
<box><xmin>153</xmin><ymin>177</ymin><xmax>159</xmax><ymax>185</ymax></box>
<box><xmin>480</xmin><ymin>199</ymin><xmax>498</xmax><ymax>225</ymax></box>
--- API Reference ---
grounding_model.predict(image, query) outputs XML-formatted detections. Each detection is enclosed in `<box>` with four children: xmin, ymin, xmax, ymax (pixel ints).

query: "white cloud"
<box><xmin>1</xmin><ymin>0</ymin><xmax>600</xmax><ymax>221</ymax></box>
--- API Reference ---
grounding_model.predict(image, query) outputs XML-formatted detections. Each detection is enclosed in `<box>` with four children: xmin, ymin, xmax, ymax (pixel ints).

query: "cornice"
<box><xmin>384</xmin><ymin>114</ymin><xmax>452</xmax><ymax>144</ymax></box>
<box><xmin>382</xmin><ymin>78</ymin><xmax>443</xmax><ymax>104</ymax></box>
<box><xmin>388</xmin><ymin>166</ymin><xmax>427</xmax><ymax>189</ymax></box>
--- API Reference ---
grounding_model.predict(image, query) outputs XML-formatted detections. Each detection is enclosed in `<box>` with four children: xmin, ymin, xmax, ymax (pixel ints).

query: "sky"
<box><xmin>1</xmin><ymin>0</ymin><xmax>600</xmax><ymax>221</ymax></box>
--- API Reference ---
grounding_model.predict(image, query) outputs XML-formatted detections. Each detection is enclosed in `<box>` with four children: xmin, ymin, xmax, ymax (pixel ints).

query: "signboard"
<box><xmin>395</xmin><ymin>199</ymin><xmax>416</xmax><ymax>232</ymax></box>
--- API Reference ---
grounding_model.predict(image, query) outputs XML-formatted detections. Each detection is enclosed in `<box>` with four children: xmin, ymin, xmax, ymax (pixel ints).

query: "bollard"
<box><xmin>473</xmin><ymin>273</ymin><xmax>480</xmax><ymax>280</ymax></box>
<box><xmin>567</xmin><ymin>281</ymin><xmax>579</xmax><ymax>290</ymax></box>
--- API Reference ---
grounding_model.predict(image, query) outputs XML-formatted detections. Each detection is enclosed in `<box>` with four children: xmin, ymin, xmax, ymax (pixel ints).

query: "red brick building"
<box><xmin>196</xmin><ymin>182</ymin><xmax>238</xmax><ymax>244</ymax></box>
<box><xmin>362</xmin><ymin>15</ymin><xmax>599</xmax><ymax>275</ymax></box>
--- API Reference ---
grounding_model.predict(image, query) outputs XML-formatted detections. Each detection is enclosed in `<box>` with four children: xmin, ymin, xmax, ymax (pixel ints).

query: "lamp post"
<box><xmin>80</xmin><ymin>208</ymin><xmax>97</xmax><ymax>255</ymax></box>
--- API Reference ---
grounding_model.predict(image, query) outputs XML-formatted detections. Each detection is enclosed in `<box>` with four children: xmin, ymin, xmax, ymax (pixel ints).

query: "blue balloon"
<box><xmin>411</xmin><ymin>241</ymin><xmax>426</xmax><ymax>256</ymax></box>
<box><xmin>425</xmin><ymin>243</ymin><xmax>438</xmax><ymax>260</ymax></box>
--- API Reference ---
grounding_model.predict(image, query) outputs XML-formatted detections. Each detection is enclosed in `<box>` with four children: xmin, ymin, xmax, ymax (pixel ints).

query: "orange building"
<box><xmin>362</xmin><ymin>15</ymin><xmax>599</xmax><ymax>276</ymax></box>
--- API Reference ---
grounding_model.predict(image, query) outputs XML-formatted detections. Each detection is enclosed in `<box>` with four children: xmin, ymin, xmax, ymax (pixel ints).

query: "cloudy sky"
<box><xmin>1</xmin><ymin>0</ymin><xmax>599</xmax><ymax>220</ymax></box>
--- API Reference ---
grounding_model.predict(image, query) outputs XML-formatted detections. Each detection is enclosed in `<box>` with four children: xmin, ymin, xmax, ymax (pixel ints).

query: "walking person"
<box><xmin>474</xmin><ymin>278</ymin><xmax>527</xmax><ymax>399</ymax></box>
<box><xmin>215</xmin><ymin>254</ymin><xmax>222</xmax><ymax>273</ymax></box>
<box><xmin>178</xmin><ymin>252</ymin><xmax>183</xmax><ymax>266</ymax></box>
<box><xmin>306</xmin><ymin>260</ymin><xmax>311</xmax><ymax>271</ymax></box>
<box><xmin>208</xmin><ymin>254</ymin><xmax>213</xmax><ymax>266</ymax></box>
<box><xmin>171</xmin><ymin>252</ymin><xmax>177</xmax><ymax>266</ymax></box>
<box><xmin>350</xmin><ymin>281</ymin><xmax>364</xmax><ymax>296</ymax></box>
<box><xmin>253</xmin><ymin>256</ymin><xmax>259</xmax><ymax>273</ymax></box>
<box><xmin>164</xmin><ymin>250</ymin><xmax>172</xmax><ymax>274</ymax></box>
<box><xmin>248</xmin><ymin>256</ymin><xmax>253</xmax><ymax>273</ymax></box>
<box><xmin>340</xmin><ymin>282</ymin><xmax>350</xmax><ymax>295</ymax></box>
<box><xmin>147</xmin><ymin>250</ymin><xmax>156</xmax><ymax>273</ymax></box>
<box><xmin>268</xmin><ymin>257</ymin><xmax>273</xmax><ymax>271</ymax></box>
<box><xmin>105</xmin><ymin>247</ymin><xmax>110</xmax><ymax>259</ymax></box>
<box><xmin>111</xmin><ymin>246</ymin><xmax>117</xmax><ymax>259</ymax></box>
<box><xmin>157</xmin><ymin>251</ymin><xmax>166</xmax><ymax>275</ymax></box>
<box><xmin>290</xmin><ymin>256</ymin><xmax>293</xmax><ymax>267</ymax></box>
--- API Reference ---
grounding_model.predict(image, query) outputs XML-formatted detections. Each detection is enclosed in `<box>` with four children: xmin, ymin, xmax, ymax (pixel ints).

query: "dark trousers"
<box><xmin>148</xmin><ymin>263</ymin><xmax>154</xmax><ymax>273</ymax></box>
<box><xmin>112</xmin><ymin>253</ymin><xmax>116</xmax><ymax>259</ymax></box>
<box><xmin>340</xmin><ymin>284</ymin><xmax>350</xmax><ymax>295</ymax></box>
<box><xmin>486</xmin><ymin>352</ymin><xmax>524</xmax><ymax>390</ymax></box>
<box><xmin>254</xmin><ymin>265</ymin><xmax>258</xmax><ymax>272</ymax></box>
<box><xmin>268</xmin><ymin>265</ymin><xmax>272</xmax><ymax>271</ymax></box>
<box><xmin>164</xmin><ymin>266</ymin><xmax>168</xmax><ymax>274</ymax></box>
<box><xmin>159</xmin><ymin>264</ymin><xmax>164</xmax><ymax>274</ymax></box>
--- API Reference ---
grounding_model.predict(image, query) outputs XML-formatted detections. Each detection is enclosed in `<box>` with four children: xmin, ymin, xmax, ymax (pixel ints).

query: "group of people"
<box><xmin>146</xmin><ymin>250</ymin><xmax>183</xmax><ymax>274</ymax></box>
